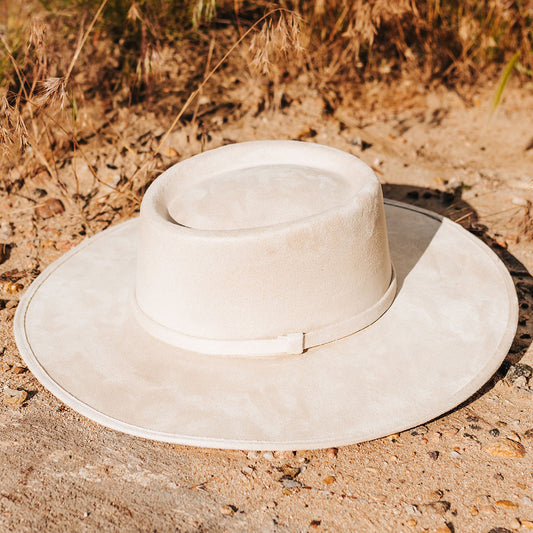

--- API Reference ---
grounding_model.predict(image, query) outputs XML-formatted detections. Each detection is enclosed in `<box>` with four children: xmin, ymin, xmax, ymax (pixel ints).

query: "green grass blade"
<box><xmin>490</xmin><ymin>51</ymin><xmax>521</xmax><ymax>116</ymax></box>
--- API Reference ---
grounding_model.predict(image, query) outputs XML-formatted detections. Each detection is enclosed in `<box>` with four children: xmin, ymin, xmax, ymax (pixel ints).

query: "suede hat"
<box><xmin>14</xmin><ymin>141</ymin><xmax>518</xmax><ymax>450</ymax></box>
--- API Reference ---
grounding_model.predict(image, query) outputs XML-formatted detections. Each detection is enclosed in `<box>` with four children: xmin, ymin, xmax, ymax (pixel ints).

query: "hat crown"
<box><xmin>135</xmin><ymin>141</ymin><xmax>394</xmax><ymax>355</ymax></box>
<box><xmin>167</xmin><ymin>163</ymin><xmax>354</xmax><ymax>231</ymax></box>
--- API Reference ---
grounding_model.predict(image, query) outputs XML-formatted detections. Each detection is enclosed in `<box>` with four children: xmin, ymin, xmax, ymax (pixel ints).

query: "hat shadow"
<box><xmin>383</xmin><ymin>183</ymin><xmax>533</xmax><ymax>406</ymax></box>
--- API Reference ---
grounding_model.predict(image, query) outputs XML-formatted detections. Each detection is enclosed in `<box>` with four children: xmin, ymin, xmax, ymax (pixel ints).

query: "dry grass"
<box><xmin>0</xmin><ymin>0</ymin><xmax>531</xmax><ymax>204</ymax></box>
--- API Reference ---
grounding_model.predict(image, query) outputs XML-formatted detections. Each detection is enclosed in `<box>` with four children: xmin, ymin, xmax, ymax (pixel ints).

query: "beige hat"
<box><xmin>14</xmin><ymin>141</ymin><xmax>517</xmax><ymax>450</ymax></box>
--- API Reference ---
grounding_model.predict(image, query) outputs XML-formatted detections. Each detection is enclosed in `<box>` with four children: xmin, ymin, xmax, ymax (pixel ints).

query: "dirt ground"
<box><xmin>1</xmin><ymin>77</ymin><xmax>533</xmax><ymax>532</ymax></box>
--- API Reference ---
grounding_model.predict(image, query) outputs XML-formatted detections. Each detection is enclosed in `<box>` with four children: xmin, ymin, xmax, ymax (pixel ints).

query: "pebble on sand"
<box><xmin>219</xmin><ymin>505</ymin><xmax>235</xmax><ymax>516</ymax></box>
<box><xmin>494</xmin><ymin>500</ymin><xmax>518</xmax><ymax>509</ymax></box>
<box><xmin>3</xmin><ymin>387</ymin><xmax>27</xmax><ymax>405</ymax></box>
<box><xmin>485</xmin><ymin>439</ymin><xmax>526</xmax><ymax>458</ymax></box>
<box><xmin>36</xmin><ymin>198</ymin><xmax>65</xmax><ymax>219</ymax></box>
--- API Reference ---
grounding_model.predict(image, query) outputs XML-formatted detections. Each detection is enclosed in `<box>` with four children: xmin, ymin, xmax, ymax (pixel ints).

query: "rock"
<box><xmin>434</xmin><ymin>526</ymin><xmax>452</xmax><ymax>533</ymax></box>
<box><xmin>0</xmin><ymin>222</ymin><xmax>13</xmax><ymax>241</ymax></box>
<box><xmin>521</xmin><ymin>520</ymin><xmax>533</xmax><ymax>529</ymax></box>
<box><xmin>262</xmin><ymin>452</ymin><xmax>274</xmax><ymax>460</ymax></box>
<box><xmin>219</xmin><ymin>505</ymin><xmax>235</xmax><ymax>516</ymax></box>
<box><xmin>326</xmin><ymin>447</ymin><xmax>338</xmax><ymax>458</ymax></box>
<box><xmin>505</xmin><ymin>363</ymin><xmax>532</xmax><ymax>386</ymax></box>
<box><xmin>488</xmin><ymin>528</ymin><xmax>513</xmax><ymax>533</ymax></box>
<box><xmin>509</xmin><ymin>518</ymin><xmax>521</xmax><ymax>530</ymax></box>
<box><xmin>36</xmin><ymin>198</ymin><xmax>65</xmax><ymax>219</ymax></box>
<box><xmin>428</xmin><ymin>451</ymin><xmax>440</xmax><ymax>460</ymax></box>
<box><xmin>1</xmin><ymin>282</ymin><xmax>23</xmax><ymax>293</ymax></box>
<box><xmin>281</xmin><ymin>479</ymin><xmax>301</xmax><ymax>489</ymax></box>
<box><xmin>12</xmin><ymin>365</ymin><xmax>26</xmax><ymax>374</ymax></box>
<box><xmin>280</xmin><ymin>465</ymin><xmax>300</xmax><ymax>478</ymax></box>
<box><xmin>485</xmin><ymin>439</ymin><xmax>526</xmax><ymax>458</ymax></box>
<box><xmin>407</xmin><ymin>518</ymin><xmax>417</xmax><ymax>526</ymax></box>
<box><xmin>494</xmin><ymin>500</ymin><xmax>518</xmax><ymax>509</ymax></box>
<box><xmin>323</xmin><ymin>476</ymin><xmax>335</xmax><ymax>485</ymax></box>
<box><xmin>3</xmin><ymin>387</ymin><xmax>27</xmax><ymax>405</ymax></box>
<box><xmin>524</xmin><ymin>429</ymin><xmax>533</xmax><ymax>439</ymax></box>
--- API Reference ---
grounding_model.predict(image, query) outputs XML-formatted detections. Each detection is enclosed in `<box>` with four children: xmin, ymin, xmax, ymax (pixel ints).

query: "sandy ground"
<box><xmin>1</xmin><ymin>78</ymin><xmax>533</xmax><ymax>532</ymax></box>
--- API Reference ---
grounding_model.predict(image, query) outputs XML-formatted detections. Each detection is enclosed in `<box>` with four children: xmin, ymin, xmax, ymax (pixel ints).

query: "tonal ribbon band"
<box><xmin>132</xmin><ymin>266</ymin><xmax>397</xmax><ymax>357</ymax></box>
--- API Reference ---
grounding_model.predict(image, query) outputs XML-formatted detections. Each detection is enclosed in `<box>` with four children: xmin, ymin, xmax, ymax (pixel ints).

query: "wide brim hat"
<box><xmin>14</xmin><ymin>140</ymin><xmax>517</xmax><ymax>450</ymax></box>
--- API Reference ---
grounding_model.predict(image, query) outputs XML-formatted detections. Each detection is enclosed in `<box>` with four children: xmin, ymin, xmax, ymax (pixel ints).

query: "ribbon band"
<box><xmin>133</xmin><ymin>266</ymin><xmax>397</xmax><ymax>356</ymax></box>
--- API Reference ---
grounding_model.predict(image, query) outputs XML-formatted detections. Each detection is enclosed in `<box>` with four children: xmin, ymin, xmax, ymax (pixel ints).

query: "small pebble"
<box><xmin>505</xmin><ymin>364</ymin><xmax>532</xmax><ymax>386</ymax></box>
<box><xmin>485</xmin><ymin>439</ymin><xmax>526</xmax><ymax>458</ymax></box>
<box><xmin>12</xmin><ymin>365</ymin><xmax>26</xmax><ymax>375</ymax></box>
<box><xmin>219</xmin><ymin>505</ymin><xmax>235</xmax><ymax>516</ymax></box>
<box><xmin>242</xmin><ymin>466</ymin><xmax>253</xmax><ymax>475</ymax></box>
<box><xmin>524</xmin><ymin>429</ymin><xmax>533</xmax><ymax>439</ymax></box>
<box><xmin>280</xmin><ymin>465</ymin><xmax>300</xmax><ymax>478</ymax></box>
<box><xmin>490</xmin><ymin>429</ymin><xmax>501</xmax><ymax>437</ymax></box>
<box><xmin>0</xmin><ymin>222</ymin><xmax>13</xmax><ymax>241</ymax></box>
<box><xmin>36</xmin><ymin>198</ymin><xmax>65</xmax><ymax>219</ymax></box>
<box><xmin>450</xmin><ymin>451</ymin><xmax>461</xmax><ymax>458</ymax></box>
<box><xmin>522</xmin><ymin>496</ymin><xmax>533</xmax><ymax>506</ymax></box>
<box><xmin>282</xmin><ymin>479</ymin><xmax>301</xmax><ymax>489</ymax></box>
<box><xmin>469</xmin><ymin>506</ymin><xmax>479</xmax><ymax>516</ymax></box>
<box><xmin>326</xmin><ymin>447</ymin><xmax>338</xmax><ymax>458</ymax></box>
<box><xmin>247</xmin><ymin>451</ymin><xmax>260</xmax><ymax>460</ymax></box>
<box><xmin>429</xmin><ymin>432</ymin><xmax>442</xmax><ymax>443</ymax></box>
<box><xmin>387</xmin><ymin>433</ymin><xmax>400</xmax><ymax>441</ymax></box>
<box><xmin>407</xmin><ymin>518</ymin><xmax>417</xmax><ymax>526</ymax></box>
<box><xmin>512</xmin><ymin>196</ymin><xmax>529</xmax><ymax>207</ymax></box>
<box><xmin>481</xmin><ymin>505</ymin><xmax>497</xmax><ymax>515</ymax></box>
<box><xmin>434</xmin><ymin>526</ymin><xmax>452</xmax><ymax>533</ymax></box>
<box><xmin>262</xmin><ymin>452</ymin><xmax>274</xmax><ymax>460</ymax></box>
<box><xmin>323</xmin><ymin>476</ymin><xmax>335</xmax><ymax>485</ymax></box>
<box><xmin>1</xmin><ymin>282</ymin><xmax>23</xmax><ymax>293</ymax></box>
<box><xmin>310</xmin><ymin>520</ymin><xmax>321</xmax><ymax>529</ymax></box>
<box><xmin>0</xmin><ymin>362</ymin><xmax>11</xmax><ymax>372</ymax></box>
<box><xmin>495</xmin><ymin>500</ymin><xmax>518</xmax><ymax>509</ymax></box>
<box><xmin>3</xmin><ymin>387</ymin><xmax>27</xmax><ymax>405</ymax></box>
<box><xmin>428</xmin><ymin>451</ymin><xmax>439</xmax><ymax>460</ymax></box>
<box><xmin>521</xmin><ymin>519</ymin><xmax>533</xmax><ymax>528</ymax></box>
<box><xmin>509</xmin><ymin>518</ymin><xmax>521</xmax><ymax>530</ymax></box>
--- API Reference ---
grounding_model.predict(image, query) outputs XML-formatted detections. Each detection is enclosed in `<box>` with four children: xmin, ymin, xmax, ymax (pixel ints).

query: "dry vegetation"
<box><xmin>0</xmin><ymin>0</ymin><xmax>531</xmax><ymax>225</ymax></box>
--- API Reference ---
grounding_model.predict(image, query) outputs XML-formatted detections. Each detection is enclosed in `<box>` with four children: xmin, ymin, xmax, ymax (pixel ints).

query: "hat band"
<box><xmin>132</xmin><ymin>267</ymin><xmax>397</xmax><ymax>357</ymax></box>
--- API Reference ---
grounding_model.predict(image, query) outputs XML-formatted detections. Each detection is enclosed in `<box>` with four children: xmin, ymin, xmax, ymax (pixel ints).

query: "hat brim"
<box><xmin>14</xmin><ymin>200</ymin><xmax>517</xmax><ymax>450</ymax></box>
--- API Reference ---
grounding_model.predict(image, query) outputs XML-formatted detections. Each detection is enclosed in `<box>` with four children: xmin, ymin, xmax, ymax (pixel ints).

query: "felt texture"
<box><xmin>14</xmin><ymin>201</ymin><xmax>517</xmax><ymax>450</ymax></box>
<box><xmin>136</xmin><ymin>142</ymin><xmax>392</xmax><ymax>350</ymax></box>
